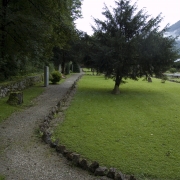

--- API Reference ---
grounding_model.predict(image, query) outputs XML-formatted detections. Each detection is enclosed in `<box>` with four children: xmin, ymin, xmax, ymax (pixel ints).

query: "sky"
<box><xmin>75</xmin><ymin>0</ymin><xmax>180</xmax><ymax>35</ymax></box>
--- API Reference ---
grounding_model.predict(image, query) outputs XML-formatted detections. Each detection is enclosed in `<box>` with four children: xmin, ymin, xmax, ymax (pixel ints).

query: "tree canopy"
<box><xmin>0</xmin><ymin>0</ymin><xmax>82</xmax><ymax>80</ymax></box>
<box><xmin>91</xmin><ymin>0</ymin><xmax>179</xmax><ymax>94</ymax></box>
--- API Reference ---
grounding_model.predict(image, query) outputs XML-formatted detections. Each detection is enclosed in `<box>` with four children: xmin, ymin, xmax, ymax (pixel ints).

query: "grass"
<box><xmin>0</xmin><ymin>74</ymin><xmax>74</xmax><ymax>124</ymax></box>
<box><xmin>0</xmin><ymin>82</ymin><xmax>45</xmax><ymax>123</ymax></box>
<box><xmin>169</xmin><ymin>78</ymin><xmax>180</xmax><ymax>83</ymax></box>
<box><xmin>0</xmin><ymin>175</ymin><xmax>5</xmax><ymax>180</ymax></box>
<box><xmin>54</xmin><ymin>75</ymin><xmax>180</xmax><ymax>180</ymax></box>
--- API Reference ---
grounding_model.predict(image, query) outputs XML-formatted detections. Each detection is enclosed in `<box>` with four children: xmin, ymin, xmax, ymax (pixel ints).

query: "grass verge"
<box><xmin>54</xmin><ymin>75</ymin><xmax>180</xmax><ymax>180</ymax></box>
<box><xmin>0</xmin><ymin>73</ymin><xmax>73</xmax><ymax>124</ymax></box>
<box><xmin>0</xmin><ymin>82</ymin><xmax>45</xmax><ymax>123</ymax></box>
<box><xmin>0</xmin><ymin>175</ymin><xmax>5</xmax><ymax>180</ymax></box>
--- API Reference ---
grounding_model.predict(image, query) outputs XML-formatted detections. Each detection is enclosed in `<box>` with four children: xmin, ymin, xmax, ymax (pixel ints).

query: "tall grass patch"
<box><xmin>54</xmin><ymin>75</ymin><xmax>180</xmax><ymax>180</ymax></box>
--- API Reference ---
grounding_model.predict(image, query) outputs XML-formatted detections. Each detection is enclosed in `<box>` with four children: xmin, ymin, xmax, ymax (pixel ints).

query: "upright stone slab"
<box><xmin>58</xmin><ymin>64</ymin><xmax>61</xmax><ymax>72</ymax></box>
<box><xmin>148</xmin><ymin>77</ymin><xmax>152</xmax><ymax>82</ymax></box>
<box><xmin>44</xmin><ymin>66</ymin><xmax>49</xmax><ymax>87</ymax></box>
<box><xmin>71</xmin><ymin>64</ymin><xmax>73</xmax><ymax>72</ymax></box>
<box><xmin>7</xmin><ymin>92</ymin><xmax>23</xmax><ymax>105</ymax></box>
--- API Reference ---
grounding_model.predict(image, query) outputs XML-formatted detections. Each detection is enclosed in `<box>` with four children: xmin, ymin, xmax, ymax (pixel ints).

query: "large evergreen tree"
<box><xmin>92</xmin><ymin>0</ymin><xmax>179</xmax><ymax>94</ymax></box>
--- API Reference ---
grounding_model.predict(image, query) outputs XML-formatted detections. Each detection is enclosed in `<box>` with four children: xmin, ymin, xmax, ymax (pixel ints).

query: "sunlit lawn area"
<box><xmin>54</xmin><ymin>75</ymin><xmax>180</xmax><ymax>180</ymax></box>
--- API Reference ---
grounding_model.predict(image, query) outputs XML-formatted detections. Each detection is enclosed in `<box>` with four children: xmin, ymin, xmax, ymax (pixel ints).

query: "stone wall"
<box><xmin>0</xmin><ymin>75</ymin><xmax>43</xmax><ymax>98</ymax></box>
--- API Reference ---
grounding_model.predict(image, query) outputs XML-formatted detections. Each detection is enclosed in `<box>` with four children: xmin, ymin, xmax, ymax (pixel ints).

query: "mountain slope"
<box><xmin>168</xmin><ymin>20</ymin><xmax>180</xmax><ymax>34</ymax></box>
<box><xmin>166</xmin><ymin>20</ymin><xmax>180</xmax><ymax>51</ymax></box>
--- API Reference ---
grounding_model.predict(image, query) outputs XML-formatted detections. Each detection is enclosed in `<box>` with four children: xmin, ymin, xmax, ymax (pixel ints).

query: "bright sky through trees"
<box><xmin>75</xmin><ymin>0</ymin><xmax>180</xmax><ymax>35</ymax></box>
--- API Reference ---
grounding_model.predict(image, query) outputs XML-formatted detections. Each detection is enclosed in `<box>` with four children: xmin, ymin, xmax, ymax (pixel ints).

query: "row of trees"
<box><xmin>81</xmin><ymin>0</ymin><xmax>180</xmax><ymax>94</ymax></box>
<box><xmin>1</xmin><ymin>0</ymin><xmax>179</xmax><ymax>94</ymax></box>
<box><xmin>0</xmin><ymin>0</ymin><xmax>82</xmax><ymax>80</ymax></box>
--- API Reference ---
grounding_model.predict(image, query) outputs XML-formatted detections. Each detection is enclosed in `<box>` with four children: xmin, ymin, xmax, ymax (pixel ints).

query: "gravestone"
<box><xmin>148</xmin><ymin>77</ymin><xmax>152</xmax><ymax>82</ymax></box>
<box><xmin>7</xmin><ymin>92</ymin><xmax>23</xmax><ymax>105</ymax></box>
<box><xmin>44</xmin><ymin>66</ymin><xmax>49</xmax><ymax>87</ymax></box>
<box><xmin>58</xmin><ymin>64</ymin><xmax>61</xmax><ymax>72</ymax></box>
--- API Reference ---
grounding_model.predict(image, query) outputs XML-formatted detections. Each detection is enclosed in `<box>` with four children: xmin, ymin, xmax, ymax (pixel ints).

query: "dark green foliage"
<box><xmin>173</xmin><ymin>60</ymin><xmax>180</xmax><ymax>71</ymax></box>
<box><xmin>169</xmin><ymin>68</ymin><xmax>177</xmax><ymax>73</ymax></box>
<box><xmin>0</xmin><ymin>0</ymin><xmax>83</xmax><ymax>80</ymax></box>
<box><xmin>52</xmin><ymin>47</ymin><xmax>62</xmax><ymax>70</ymax></box>
<box><xmin>72</xmin><ymin>62</ymin><xmax>80</xmax><ymax>73</ymax></box>
<box><xmin>91</xmin><ymin>0</ymin><xmax>179</xmax><ymax>93</ymax></box>
<box><xmin>65</xmin><ymin>62</ymin><xmax>70</xmax><ymax>75</ymax></box>
<box><xmin>50</xmin><ymin>71</ymin><xmax>62</xmax><ymax>84</ymax></box>
<box><xmin>161</xmin><ymin>74</ymin><xmax>168</xmax><ymax>83</ymax></box>
<box><xmin>51</xmin><ymin>30</ymin><xmax>86</xmax><ymax>74</ymax></box>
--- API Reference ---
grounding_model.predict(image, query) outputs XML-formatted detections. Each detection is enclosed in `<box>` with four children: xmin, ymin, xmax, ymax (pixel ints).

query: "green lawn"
<box><xmin>54</xmin><ymin>75</ymin><xmax>180</xmax><ymax>180</ymax></box>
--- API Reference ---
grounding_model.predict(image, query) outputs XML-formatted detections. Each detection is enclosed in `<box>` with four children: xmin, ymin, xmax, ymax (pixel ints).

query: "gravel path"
<box><xmin>0</xmin><ymin>73</ymin><xmax>109</xmax><ymax>180</ymax></box>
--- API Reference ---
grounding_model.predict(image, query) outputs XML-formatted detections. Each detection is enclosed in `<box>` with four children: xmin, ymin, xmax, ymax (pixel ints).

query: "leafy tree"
<box><xmin>52</xmin><ymin>46</ymin><xmax>75</xmax><ymax>74</ymax></box>
<box><xmin>169</xmin><ymin>68</ymin><xmax>177</xmax><ymax>73</ymax></box>
<box><xmin>0</xmin><ymin>0</ymin><xmax>82</xmax><ymax>80</ymax></box>
<box><xmin>172</xmin><ymin>60</ymin><xmax>180</xmax><ymax>71</ymax></box>
<box><xmin>92</xmin><ymin>0</ymin><xmax>179</xmax><ymax>94</ymax></box>
<box><xmin>51</xmin><ymin>30</ymin><xmax>91</xmax><ymax>74</ymax></box>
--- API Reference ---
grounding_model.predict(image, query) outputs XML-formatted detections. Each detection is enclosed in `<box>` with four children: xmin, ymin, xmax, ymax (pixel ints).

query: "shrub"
<box><xmin>161</xmin><ymin>74</ymin><xmax>168</xmax><ymax>83</ymax></box>
<box><xmin>169</xmin><ymin>68</ymin><xmax>177</xmax><ymax>73</ymax></box>
<box><xmin>50</xmin><ymin>71</ymin><xmax>62</xmax><ymax>84</ymax></box>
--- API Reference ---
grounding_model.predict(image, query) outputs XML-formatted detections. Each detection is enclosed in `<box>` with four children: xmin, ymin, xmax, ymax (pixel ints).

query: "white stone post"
<box><xmin>58</xmin><ymin>64</ymin><xmax>61</xmax><ymax>72</ymax></box>
<box><xmin>44</xmin><ymin>66</ymin><xmax>49</xmax><ymax>87</ymax></box>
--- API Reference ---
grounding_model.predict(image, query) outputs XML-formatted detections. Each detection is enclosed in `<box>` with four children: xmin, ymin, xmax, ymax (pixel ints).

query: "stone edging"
<box><xmin>39</xmin><ymin>75</ymin><xmax>137</xmax><ymax>180</ymax></box>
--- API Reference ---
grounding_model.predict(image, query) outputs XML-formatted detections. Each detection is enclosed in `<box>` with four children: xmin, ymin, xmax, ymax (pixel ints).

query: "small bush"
<box><xmin>50</xmin><ymin>71</ymin><xmax>62</xmax><ymax>84</ymax></box>
<box><xmin>169</xmin><ymin>68</ymin><xmax>177</xmax><ymax>73</ymax></box>
<box><xmin>161</xmin><ymin>74</ymin><xmax>168</xmax><ymax>83</ymax></box>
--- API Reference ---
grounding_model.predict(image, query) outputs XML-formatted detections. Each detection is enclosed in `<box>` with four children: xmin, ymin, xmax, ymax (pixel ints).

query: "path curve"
<box><xmin>0</xmin><ymin>73</ymin><xmax>109</xmax><ymax>180</ymax></box>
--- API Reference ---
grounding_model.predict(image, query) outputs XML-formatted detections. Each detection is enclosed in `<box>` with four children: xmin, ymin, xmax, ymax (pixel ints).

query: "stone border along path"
<box><xmin>39</xmin><ymin>75</ymin><xmax>136</xmax><ymax>180</ymax></box>
<box><xmin>0</xmin><ymin>73</ymin><xmax>134</xmax><ymax>180</ymax></box>
<box><xmin>0</xmin><ymin>73</ymin><xmax>107</xmax><ymax>180</ymax></box>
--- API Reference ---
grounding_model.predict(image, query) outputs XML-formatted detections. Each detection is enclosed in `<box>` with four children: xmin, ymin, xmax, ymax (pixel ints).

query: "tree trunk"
<box><xmin>0</xmin><ymin>1</ymin><xmax>8</xmax><ymax>79</ymax></box>
<box><xmin>112</xmin><ymin>85</ymin><xmax>120</xmax><ymax>94</ymax></box>
<box><xmin>1</xmin><ymin>1</ymin><xmax>7</xmax><ymax>60</ymax></box>
<box><xmin>112</xmin><ymin>71</ymin><xmax>122</xmax><ymax>94</ymax></box>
